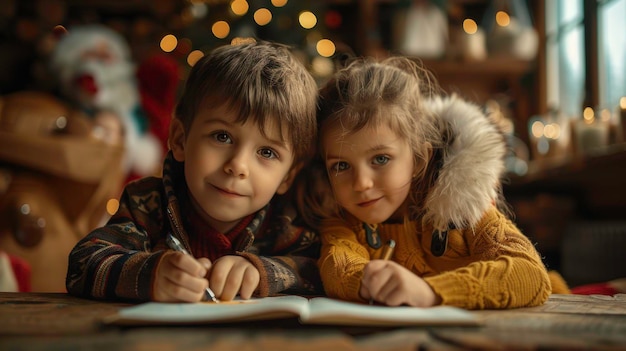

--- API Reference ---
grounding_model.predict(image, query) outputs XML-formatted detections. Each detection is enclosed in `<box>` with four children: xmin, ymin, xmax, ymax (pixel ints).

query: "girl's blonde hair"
<box><xmin>299</xmin><ymin>56</ymin><xmax>448</xmax><ymax>228</ymax></box>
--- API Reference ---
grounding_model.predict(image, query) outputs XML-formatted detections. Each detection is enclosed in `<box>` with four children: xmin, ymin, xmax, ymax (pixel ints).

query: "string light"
<box><xmin>462</xmin><ymin>19</ymin><xmax>478</xmax><ymax>34</ymax></box>
<box><xmin>316</xmin><ymin>39</ymin><xmax>335</xmax><ymax>57</ymax></box>
<box><xmin>299</xmin><ymin>11</ymin><xmax>317</xmax><ymax>29</ymax></box>
<box><xmin>106</xmin><ymin>199</ymin><xmax>119</xmax><ymax>216</ymax></box>
<box><xmin>187</xmin><ymin>50</ymin><xmax>204</xmax><ymax>66</ymax></box>
<box><xmin>254</xmin><ymin>8</ymin><xmax>272</xmax><ymax>26</ymax></box>
<box><xmin>212</xmin><ymin>21</ymin><xmax>230</xmax><ymax>39</ymax></box>
<box><xmin>271</xmin><ymin>0</ymin><xmax>288</xmax><ymax>7</ymax></box>
<box><xmin>160</xmin><ymin>34</ymin><xmax>177</xmax><ymax>52</ymax></box>
<box><xmin>495</xmin><ymin>11</ymin><xmax>510</xmax><ymax>27</ymax></box>
<box><xmin>231</xmin><ymin>0</ymin><xmax>249</xmax><ymax>16</ymax></box>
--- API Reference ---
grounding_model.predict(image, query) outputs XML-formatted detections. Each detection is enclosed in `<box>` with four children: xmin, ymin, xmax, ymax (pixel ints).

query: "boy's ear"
<box><xmin>276</xmin><ymin>162</ymin><xmax>303</xmax><ymax>195</ymax></box>
<box><xmin>168</xmin><ymin>119</ymin><xmax>186</xmax><ymax>162</ymax></box>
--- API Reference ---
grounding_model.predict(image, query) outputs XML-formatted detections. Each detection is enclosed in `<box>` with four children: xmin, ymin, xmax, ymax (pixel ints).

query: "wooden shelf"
<box><xmin>505</xmin><ymin>144</ymin><xmax>626</xmax><ymax>219</ymax></box>
<box><xmin>420</xmin><ymin>58</ymin><xmax>534</xmax><ymax>77</ymax></box>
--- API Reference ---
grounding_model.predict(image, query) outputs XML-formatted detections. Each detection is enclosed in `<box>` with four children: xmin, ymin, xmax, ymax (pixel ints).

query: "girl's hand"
<box><xmin>360</xmin><ymin>260</ymin><xmax>441</xmax><ymax>307</ymax></box>
<box><xmin>208</xmin><ymin>255</ymin><xmax>260</xmax><ymax>301</ymax></box>
<box><xmin>153</xmin><ymin>251</ymin><xmax>211</xmax><ymax>302</ymax></box>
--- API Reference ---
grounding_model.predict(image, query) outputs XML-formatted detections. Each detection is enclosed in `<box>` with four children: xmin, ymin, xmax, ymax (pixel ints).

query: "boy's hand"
<box><xmin>208</xmin><ymin>255</ymin><xmax>260</xmax><ymax>301</ymax></box>
<box><xmin>153</xmin><ymin>251</ymin><xmax>212</xmax><ymax>302</ymax></box>
<box><xmin>359</xmin><ymin>260</ymin><xmax>441</xmax><ymax>307</ymax></box>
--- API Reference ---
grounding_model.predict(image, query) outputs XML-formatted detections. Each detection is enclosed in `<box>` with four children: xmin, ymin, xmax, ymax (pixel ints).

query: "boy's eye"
<box><xmin>373</xmin><ymin>155</ymin><xmax>389</xmax><ymax>165</ymax></box>
<box><xmin>329</xmin><ymin>161</ymin><xmax>349</xmax><ymax>173</ymax></box>
<box><xmin>211</xmin><ymin>131</ymin><xmax>232</xmax><ymax>144</ymax></box>
<box><xmin>258</xmin><ymin>148</ymin><xmax>278</xmax><ymax>159</ymax></box>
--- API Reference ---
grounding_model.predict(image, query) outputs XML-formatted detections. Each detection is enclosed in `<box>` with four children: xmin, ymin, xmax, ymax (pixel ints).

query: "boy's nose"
<box><xmin>224</xmin><ymin>153</ymin><xmax>249</xmax><ymax>178</ymax></box>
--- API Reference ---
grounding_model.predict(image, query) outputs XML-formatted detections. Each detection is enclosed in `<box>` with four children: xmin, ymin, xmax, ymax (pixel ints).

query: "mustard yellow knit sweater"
<box><xmin>318</xmin><ymin>207</ymin><xmax>551</xmax><ymax>309</ymax></box>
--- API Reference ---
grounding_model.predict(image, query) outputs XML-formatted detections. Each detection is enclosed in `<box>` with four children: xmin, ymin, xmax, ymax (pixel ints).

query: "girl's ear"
<box><xmin>276</xmin><ymin>163</ymin><xmax>303</xmax><ymax>195</ymax></box>
<box><xmin>168</xmin><ymin>119</ymin><xmax>186</xmax><ymax>162</ymax></box>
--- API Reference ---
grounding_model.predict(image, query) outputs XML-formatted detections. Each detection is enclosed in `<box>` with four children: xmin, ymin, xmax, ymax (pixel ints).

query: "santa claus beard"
<box><xmin>65</xmin><ymin>58</ymin><xmax>138</xmax><ymax>116</ymax></box>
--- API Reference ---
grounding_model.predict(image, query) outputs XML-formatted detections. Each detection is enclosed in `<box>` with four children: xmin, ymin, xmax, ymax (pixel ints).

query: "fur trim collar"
<box><xmin>422</xmin><ymin>95</ymin><xmax>506</xmax><ymax>232</ymax></box>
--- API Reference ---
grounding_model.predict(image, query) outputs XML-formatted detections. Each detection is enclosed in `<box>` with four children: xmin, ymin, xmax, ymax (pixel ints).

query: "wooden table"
<box><xmin>1</xmin><ymin>292</ymin><xmax>626</xmax><ymax>350</ymax></box>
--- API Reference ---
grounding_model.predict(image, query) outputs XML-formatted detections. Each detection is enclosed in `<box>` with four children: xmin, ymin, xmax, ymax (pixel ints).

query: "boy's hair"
<box><xmin>174</xmin><ymin>40</ymin><xmax>318</xmax><ymax>163</ymax></box>
<box><xmin>299</xmin><ymin>57</ymin><xmax>444</xmax><ymax>227</ymax></box>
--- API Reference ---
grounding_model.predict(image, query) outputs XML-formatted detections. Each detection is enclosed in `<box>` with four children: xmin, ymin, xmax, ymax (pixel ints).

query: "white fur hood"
<box><xmin>421</xmin><ymin>95</ymin><xmax>506</xmax><ymax>232</ymax></box>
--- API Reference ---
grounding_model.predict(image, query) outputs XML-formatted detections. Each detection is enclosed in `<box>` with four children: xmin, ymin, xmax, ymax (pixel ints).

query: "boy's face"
<box><xmin>170</xmin><ymin>103</ymin><xmax>297</xmax><ymax>233</ymax></box>
<box><xmin>322</xmin><ymin>123</ymin><xmax>414</xmax><ymax>225</ymax></box>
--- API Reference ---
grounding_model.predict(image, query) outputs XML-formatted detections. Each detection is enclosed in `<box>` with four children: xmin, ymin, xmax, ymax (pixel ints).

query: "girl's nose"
<box><xmin>352</xmin><ymin>168</ymin><xmax>374</xmax><ymax>192</ymax></box>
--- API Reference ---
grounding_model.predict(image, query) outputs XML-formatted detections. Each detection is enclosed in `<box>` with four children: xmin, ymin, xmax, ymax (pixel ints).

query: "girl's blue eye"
<box><xmin>258</xmin><ymin>148</ymin><xmax>278</xmax><ymax>159</ymax></box>
<box><xmin>329</xmin><ymin>161</ymin><xmax>349</xmax><ymax>173</ymax></box>
<box><xmin>212</xmin><ymin>131</ymin><xmax>232</xmax><ymax>143</ymax></box>
<box><xmin>373</xmin><ymin>155</ymin><xmax>389</xmax><ymax>165</ymax></box>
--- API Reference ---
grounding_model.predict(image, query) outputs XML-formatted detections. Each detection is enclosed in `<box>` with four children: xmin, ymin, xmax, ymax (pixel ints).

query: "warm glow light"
<box><xmin>106</xmin><ymin>198</ymin><xmax>119</xmax><ymax>216</ymax></box>
<box><xmin>231</xmin><ymin>0</ymin><xmax>249</xmax><ymax>16</ymax></box>
<box><xmin>311</xmin><ymin>56</ymin><xmax>334</xmax><ymax>77</ymax></box>
<box><xmin>299</xmin><ymin>11</ymin><xmax>317</xmax><ymax>29</ymax></box>
<box><xmin>271</xmin><ymin>0</ymin><xmax>288</xmax><ymax>7</ymax></box>
<box><xmin>231</xmin><ymin>37</ymin><xmax>256</xmax><ymax>45</ymax></box>
<box><xmin>531</xmin><ymin>121</ymin><xmax>544</xmax><ymax>138</ymax></box>
<box><xmin>543</xmin><ymin>123</ymin><xmax>561</xmax><ymax>139</ymax></box>
<box><xmin>620</xmin><ymin>97</ymin><xmax>626</xmax><ymax>109</ymax></box>
<box><xmin>583</xmin><ymin>107</ymin><xmax>595</xmax><ymax>123</ymax></box>
<box><xmin>160</xmin><ymin>34</ymin><xmax>178</xmax><ymax>52</ymax></box>
<box><xmin>187</xmin><ymin>50</ymin><xmax>204</xmax><ymax>66</ymax></box>
<box><xmin>254</xmin><ymin>8</ymin><xmax>272</xmax><ymax>26</ymax></box>
<box><xmin>600</xmin><ymin>108</ymin><xmax>611</xmax><ymax>122</ymax></box>
<box><xmin>212</xmin><ymin>21</ymin><xmax>230</xmax><ymax>39</ymax></box>
<box><xmin>316</xmin><ymin>39</ymin><xmax>335</xmax><ymax>57</ymax></box>
<box><xmin>462</xmin><ymin>19</ymin><xmax>478</xmax><ymax>34</ymax></box>
<box><xmin>189</xmin><ymin>2</ymin><xmax>208</xmax><ymax>18</ymax></box>
<box><xmin>495</xmin><ymin>11</ymin><xmax>510</xmax><ymax>27</ymax></box>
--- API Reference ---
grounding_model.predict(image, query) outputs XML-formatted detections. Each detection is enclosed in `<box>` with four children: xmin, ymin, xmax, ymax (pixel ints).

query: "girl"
<box><xmin>309</xmin><ymin>57</ymin><xmax>551</xmax><ymax>309</ymax></box>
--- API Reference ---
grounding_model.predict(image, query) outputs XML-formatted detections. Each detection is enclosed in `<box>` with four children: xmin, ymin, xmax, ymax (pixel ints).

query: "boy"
<box><xmin>66</xmin><ymin>40</ymin><xmax>322</xmax><ymax>302</ymax></box>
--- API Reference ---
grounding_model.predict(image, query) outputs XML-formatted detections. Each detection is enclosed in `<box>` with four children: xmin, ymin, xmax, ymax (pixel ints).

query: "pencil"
<box><xmin>166</xmin><ymin>234</ymin><xmax>220</xmax><ymax>303</ymax></box>
<box><xmin>380</xmin><ymin>239</ymin><xmax>396</xmax><ymax>261</ymax></box>
<box><xmin>370</xmin><ymin>239</ymin><xmax>396</xmax><ymax>305</ymax></box>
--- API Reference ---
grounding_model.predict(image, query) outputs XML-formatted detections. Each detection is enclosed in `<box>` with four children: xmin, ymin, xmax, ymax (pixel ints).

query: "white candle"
<box><xmin>575</xmin><ymin>119</ymin><xmax>609</xmax><ymax>155</ymax></box>
<box><xmin>460</xmin><ymin>19</ymin><xmax>487</xmax><ymax>61</ymax></box>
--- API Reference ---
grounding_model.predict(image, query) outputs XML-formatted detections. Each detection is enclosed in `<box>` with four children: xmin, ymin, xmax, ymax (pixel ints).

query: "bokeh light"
<box><xmin>212</xmin><ymin>21</ymin><xmax>230</xmax><ymax>39</ymax></box>
<box><xmin>299</xmin><ymin>11</ymin><xmax>317</xmax><ymax>29</ymax></box>
<box><xmin>160</xmin><ymin>34</ymin><xmax>177</xmax><ymax>52</ymax></box>
<box><xmin>495</xmin><ymin>11</ymin><xmax>510</xmax><ymax>27</ymax></box>
<box><xmin>316</xmin><ymin>39</ymin><xmax>335</xmax><ymax>57</ymax></box>
<box><xmin>271</xmin><ymin>0</ymin><xmax>288</xmax><ymax>7</ymax></box>
<box><xmin>254</xmin><ymin>8</ymin><xmax>272</xmax><ymax>26</ymax></box>
<box><xmin>106</xmin><ymin>198</ymin><xmax>120</xmax><ymax>216</ymax></box>
<box><xmin>187</xmin><ymin>50</ymin><xmax>204</xmax><ymax>66</ymax></box>
<box><xmin>231</xmin><ymin>0</ymin><xmax>248</xmax><ymax>16</ymax></box>
<box><xmin>463</xmin><ymin>19</ymin><xmax>478</xmax><ymax>34</ymax></box>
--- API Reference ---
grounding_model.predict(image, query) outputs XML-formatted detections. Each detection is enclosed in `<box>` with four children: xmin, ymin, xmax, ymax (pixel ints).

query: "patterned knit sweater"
<box><xmin>318</xmin><ymin>96</ymin><xmax>551</xmax><ymax>309</ymax></box>
<box><xmin>319</xmin><ymin>208</ymin><xmax>551</xmax><ymax>309</ymax></box>
<box><xmin>66</xmin><ymin>152</ymin><xmax>323</xmax><ymax>301</ymax></box>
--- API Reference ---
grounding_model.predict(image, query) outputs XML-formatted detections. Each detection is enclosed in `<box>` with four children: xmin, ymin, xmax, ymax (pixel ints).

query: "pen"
<box><xmin>166</xmin><ymin>234</ymin><xmax>219</xmax><ymax>303</ymax></box>
<box><xmin>370</xmin><ymin>239</ymin><xmax>396</xmax><ymax>305</ymax></box>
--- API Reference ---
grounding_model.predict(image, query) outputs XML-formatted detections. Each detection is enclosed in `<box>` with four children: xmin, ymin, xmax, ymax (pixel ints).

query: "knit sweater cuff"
<box><xmin>237</xmin><ymin>252</ymin><xmax>270</xmax><ymax>297</ymax></box>
<box><xmin>424</xmin><ymin>272</ymin><xmax>480</xmax><ymax>309</ymax></box>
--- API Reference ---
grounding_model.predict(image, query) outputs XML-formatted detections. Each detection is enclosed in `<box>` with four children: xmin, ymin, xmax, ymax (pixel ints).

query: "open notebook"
<box><xmin>105</xmin><ymin>295</ymin><xmax>479</xmax><ymax>327</ymax></box>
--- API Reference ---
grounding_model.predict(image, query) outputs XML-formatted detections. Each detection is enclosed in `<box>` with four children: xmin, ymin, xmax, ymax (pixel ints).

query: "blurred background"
<box><xmin>1</xmin><ymin>0</ymin><xmax>625</xmax><ymax>292</ymax></box>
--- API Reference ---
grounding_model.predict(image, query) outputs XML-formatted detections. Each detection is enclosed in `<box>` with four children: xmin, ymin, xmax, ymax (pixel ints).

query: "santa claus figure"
<box><xmin>50</xmin><ymin>25</ymin><xmax>177</xmax><ymax>182</ymax></box>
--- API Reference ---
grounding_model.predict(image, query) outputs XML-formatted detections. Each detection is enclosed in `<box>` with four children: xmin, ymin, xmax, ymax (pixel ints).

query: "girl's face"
<box><xmin>322</xmin><ymin>123</ymin><xmax>415</xmax><ymax>224</ymax></box>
